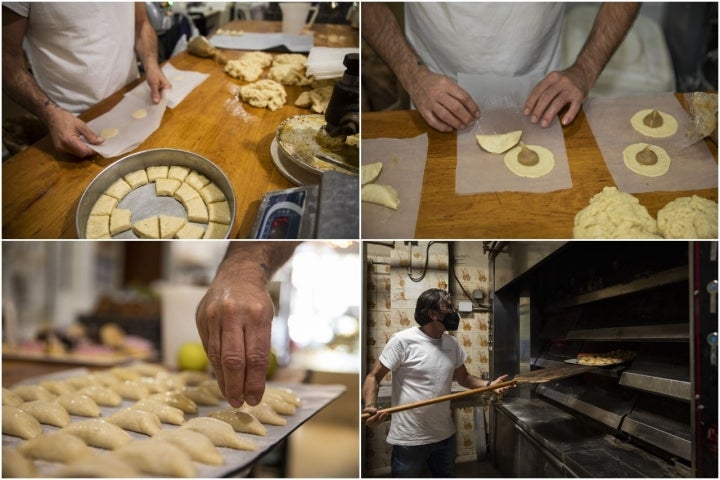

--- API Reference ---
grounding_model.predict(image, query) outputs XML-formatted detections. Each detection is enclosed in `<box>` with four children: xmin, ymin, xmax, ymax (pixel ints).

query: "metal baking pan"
<box><xmin>76</xmin><ymin>148</ymin><xmax>236</xmax><ymax>239</ymax></box>
<box><xmin>2</xmin><ymin>368</ymin><xmax>347</xmax><ymax>477</ymax></box>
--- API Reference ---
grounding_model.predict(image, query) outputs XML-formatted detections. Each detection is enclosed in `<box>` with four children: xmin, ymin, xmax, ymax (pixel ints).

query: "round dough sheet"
<box><xmin>622</xmin><ymin>143</ymin><xmax>671</xmax><ymax>177</ymax></box>
<box><xmin>503</xmin><ymin>145</ymin><xmax>555</xmax><ymax>178</ymax></box>
<box><xmin>630</xmin><ymin>109</ymin><xmax>678</xmax><ymax>138</ymax></box>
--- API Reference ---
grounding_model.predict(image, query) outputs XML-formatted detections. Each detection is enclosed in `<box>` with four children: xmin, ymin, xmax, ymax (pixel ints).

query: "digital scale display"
<box><xmin>251</xmin><ymin>186</ymin><xmax>318</xmax><ymax>239</ymax></box>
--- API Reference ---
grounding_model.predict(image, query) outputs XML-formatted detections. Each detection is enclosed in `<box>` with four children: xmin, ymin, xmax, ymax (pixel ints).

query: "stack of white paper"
<box><xmin>306</xmin><ymin>47</ymin><xmax>359</xmax><ymax>79</ymax></box>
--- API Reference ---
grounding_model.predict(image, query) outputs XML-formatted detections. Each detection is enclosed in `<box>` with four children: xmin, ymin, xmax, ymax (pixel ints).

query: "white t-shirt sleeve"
<box><xmin>4</xmin><ymin>3</ymin><xmax>30</xmax><ymax>16</ymax></box>
<box><xmin>379</xmin><ymin>333</ymin><xmax>406</xmax><ymax>371</ymax></box>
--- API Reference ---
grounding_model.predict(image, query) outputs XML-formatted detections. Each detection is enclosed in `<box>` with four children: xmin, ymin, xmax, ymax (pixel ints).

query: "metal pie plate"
<box><xmin>76</xmin><ymin>148</ymin><xmax>236</xmax><ymax>239</ymax></box>
<box><xmin>275</xmin><ymin>114</ymin><xmax>358</xmax><ymax>180</ymax></box>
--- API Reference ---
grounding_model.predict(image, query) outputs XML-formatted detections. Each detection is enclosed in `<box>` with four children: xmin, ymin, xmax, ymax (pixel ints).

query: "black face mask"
<box><xmin>441</xmin><ymin>312</ymin><xmax>460</xmax><ymax>331</ymax></box>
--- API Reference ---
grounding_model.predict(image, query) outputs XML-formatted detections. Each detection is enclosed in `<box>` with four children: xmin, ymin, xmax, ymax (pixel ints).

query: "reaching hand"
<box><xmin>407</xmin><ymin>69</ymin><xmax>481</xmax><ymax>133</ymax></box>
<box><xmin>45</xmin><ymin>107</ymin><xmax>103</xmax><ymax>158</ymax></box>
<box><xmin>524</xmin><ymin>65</ymin><xmax>593</xmax><ymax>128</ymax></box>
<box><xmin>489</xmin><ymin>374</ymin><xmax>513</xmax><ymax>394</ymax></box>
<box><xmin>145</xmin><ymin>66</ymin><xmax>172</xmax><ymax>104</ymax></box>
<box><xmin>363</xmin><ymin>406</ymin><xmax>390</xmax><ymax>427</ymax></box>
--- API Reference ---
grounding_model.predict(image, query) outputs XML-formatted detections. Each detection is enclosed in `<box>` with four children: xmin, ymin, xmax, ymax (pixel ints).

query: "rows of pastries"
<box><xmin>2</xmin><ymin>363</ymin><xmax>301</xmax><ymax>477</ymax></box>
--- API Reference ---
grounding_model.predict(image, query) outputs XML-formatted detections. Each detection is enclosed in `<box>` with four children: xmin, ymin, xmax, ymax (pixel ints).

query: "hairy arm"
<box><xmin>196</xmin><ymin>242</ymin><xmax>300</xmax><ymax>407</ymax></box>
<box><xmin>525</xmin><ymin>2</ymin><xmax>640</xmax><ymax>127</ymax></box>
<box><xmin>134</xmin><ymin>3</ymin><xmax>171</xmax><ymax>103</ymax></box>
<box><xmin>455</xmin><ymin>364</ymin><xmax>511</xmax><ymax>393</ymax></box>
<box><xmin>361</xmin><ymin>361</ymin><xmax>391</xmax><ymax>426</ymax></box>
<box><xmin>1</xmin><ymin>7</ymin><xmax>102</xmax><ymax>157</ymax></box>
<box><xmin>361</xmin><ymin>2</ymin><xmax>479</xmax><ymax>132</ymax></box>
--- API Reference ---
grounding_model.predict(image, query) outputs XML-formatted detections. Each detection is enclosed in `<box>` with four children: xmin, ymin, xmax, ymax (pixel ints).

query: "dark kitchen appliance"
<box><xmin>488</xmin><ymin>241</ymin><xmax>718</xmax><ymax>478</ymax></box>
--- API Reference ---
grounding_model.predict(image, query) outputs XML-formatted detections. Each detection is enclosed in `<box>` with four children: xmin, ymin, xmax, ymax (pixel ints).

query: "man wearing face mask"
<box><xmin>362</xmin><ymin>288</ymin><xmax>510</xmax><ymax>477</ymax></box>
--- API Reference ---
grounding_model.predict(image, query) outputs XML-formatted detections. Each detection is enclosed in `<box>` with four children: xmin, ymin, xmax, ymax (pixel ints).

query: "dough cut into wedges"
<box><xmin>475</xmin><ymin>130</ymin><xmax>522</xmax><ymax>154</ymax></box>
<box><xmin>131</xmin><ymin>398</ymin><xmax>184</xmax><ymax>425</ymax></box>
<box><xmin>132</xmin><ymin>216</ymin><xmax>160</xmax><ymax>239</ymax></box>
<box><xmin>362</xmin><ymin>184</ymin><xmax>399</xmax><ymax>210</ymax></box>
<box><xmin>115</xmin><ymin>438</ymin><xmax>197</xmax><ymax>477</ymax></box>
<box><xmin>209</xmin><ymin>409</ymin><xmax>268</xmax><ymax>436</ymax></box>
<box><xmin>361</xmin><ymin>162</ymin><xmax>383</xmax><ymax>186</ymax></box>
<box><xmin>18</xmin><ymin>431</ymin><xmax>93</xmax><ymax>463</ymax></box>
<box><xmin>240</xmin><ymin>402</ymin><xmax>287</xmax><ymax>426</ymax></box>
<box><xmin>155</xmin><ymin>178</ymin><xmax>182</xmax><ymax>196</ymax></box>
<box><xmin>182</xmin><ymin>416</ymin><xmax>258</xmax><ymax>450</ymax></box>
<box><xmin>159</xmin><ymin>215</ymin><xmax>187</xmax><ymax>239</ymax></box>
<box><xmin>2</xmin><ymin>405</ymin><xmax>42</xmax><ymax>439</ymax></box>
<box><xmin>55</xmin><ymin>393</ymin><xmax>101</xmax><ymax>417</ymax></box>
<box><xmin>110</xmin><ymin>208</ymin><xmax>132</xmax><ymax>235</ymax></box>
<box><xmin>107</xmin><ymin>408</ymin><xmax>162</xmax><ymax>436</ymax></box>
<box><xmin>19</xmin><ymin>400</ymin><xmax>71</xmax><ymax>427</ymax></box>
<box><xmin>62</xmin><ymin>418</ymin><xmax>133</xmax><ymax>449</ymax></box>
<box><xmin>155</xmin><ymin>428</ymin><xmax>224</xmax><ymax>465</ymax></box>
<box><xmin>77</xmin><ymin>385</ymin><xmax>123</xmax><ymax>407</ymax></box>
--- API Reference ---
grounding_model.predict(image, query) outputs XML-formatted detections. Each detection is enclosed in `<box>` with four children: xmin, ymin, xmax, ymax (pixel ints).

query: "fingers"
<box><xmin>241</xmin><ymin>308</ymin><xmax>271</xmax><ymax>406</ymax></box>
<box><xmin>220</xmin><ymin>319</ymin><xmax>247</xmax><ymax>408</ymax></box>
<box><xmin>411</xmin><ymin>72</ymin><xmax>480</xmax><ymax>132</ymax></box>
<box><xmin>524</xmin><ymin>70</ymin><xmax>588</xmax><ymax>128</ymax></box>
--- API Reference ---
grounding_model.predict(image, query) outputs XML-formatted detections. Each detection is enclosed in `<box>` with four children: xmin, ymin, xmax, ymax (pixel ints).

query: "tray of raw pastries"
<box><xmin>2</xmin><ymin>364</ymin><xmax>346</xmax><ymax>477</ymax></box>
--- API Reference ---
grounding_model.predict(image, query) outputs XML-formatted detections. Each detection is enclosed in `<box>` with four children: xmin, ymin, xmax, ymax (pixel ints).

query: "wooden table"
<box><xmin>362</xmin><ymin>96</ymin><xmax>718</xmax><ymax>239</ymax></box>
<box><xmin>2</xmin><ymin>20</ymin><xmax>358</xmax><ymax>239</ymax></box>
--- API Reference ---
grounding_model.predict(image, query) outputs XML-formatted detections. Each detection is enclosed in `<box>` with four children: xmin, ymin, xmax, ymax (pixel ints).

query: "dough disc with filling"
<box><xmin>503</xmin><ymin>145</ymin><xmax>555</xmax><ymax>178</ymax></box>
<box><xmin>630</xmin><ymin>109</ymin><xmax>678</xmax><ymax>138</ymax></box>
<box><xmin>132</xmin><ymin>109</ymin><xmax>148</xmax><ymax>119</ymax></box>
<box><xmin>361</xmin><ymin>184</ymin><xmax>399</xmax><ymax>210</ymax></box>
<box><xmin>622</xmin><ymin>143</ymin><xmax>671</xmax><ymax>177</ymax></box>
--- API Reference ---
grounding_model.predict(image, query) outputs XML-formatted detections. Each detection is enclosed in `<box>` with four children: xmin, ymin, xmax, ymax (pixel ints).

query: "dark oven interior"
<box><xmin>491</xmin><ymin>242</ymin><xmax>703</xmax><ymax>477</ymax></box>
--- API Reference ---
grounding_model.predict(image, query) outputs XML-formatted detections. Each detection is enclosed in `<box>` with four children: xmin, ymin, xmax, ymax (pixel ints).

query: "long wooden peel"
<box><xmin>361</xmin><ymin>364</ymin><xmax>593</xmax><ymax>421</ymax></box>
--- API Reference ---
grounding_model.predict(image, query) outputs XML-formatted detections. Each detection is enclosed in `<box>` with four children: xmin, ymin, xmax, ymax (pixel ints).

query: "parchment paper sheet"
<box><xmin>583</xmin><ymin>94</ymin><xmax>718</xmax><ymax>193</ymax></box>
<box><xmin>85</xmin><ymin>91</ymin><xmax>168</xmax><ymax>158</ymax></box>
<box><xmin>127</xmin><ymin>62</ymin><xmax>210</xmax><ymax>109</ymax></box>
<box><xmin>361</xmin><ymin>134</ymin><xmax>428</xmax><ymax>238</ymax></box>
<box><xmin>211</xmin><ymin>33</ymin><xmax>314</xmax><ymax>52</ymax></box>
<box><xmin>2</xmin><ymin>367</ymin><xmax>346</xmax><ymax>477</ymax></box>
<box><xmin>456</xmin><ymin>73</ymin><xmax>572</xmax><ymax>194</ymax></box>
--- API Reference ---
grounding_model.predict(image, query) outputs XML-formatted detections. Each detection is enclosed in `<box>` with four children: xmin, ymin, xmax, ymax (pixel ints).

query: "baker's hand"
<box><xmin>489</xmin><ymin>374</ymin><xmax>512</xmax><ymax>394</ymax></box>
<box><xmin>407</xmin><ymin>69</ymin><xmax>480</xmax><ymax>133</ymax></box>
<box><xmin>363</xmin><ymin>406</ymin><xmax>389</xmax><ymax>427</ymax></box>
<box><xmin>145</xmin><ymin>66</ymin><xmax>172</xmax><ymax>104</ymax></box>
<box><xmin>524</xmin><ymin>65</ymin><xmax>593</xmax><ymax>128</ymax></box>
<box><xmin>195</xmin><ymin>275</ymin><xmax>274</xmax><ymax>408</ymax></box>
<box><xmin>45</xmin><ymin>107</ymin><xmax>103</xmax><ymax>158</ymax></box>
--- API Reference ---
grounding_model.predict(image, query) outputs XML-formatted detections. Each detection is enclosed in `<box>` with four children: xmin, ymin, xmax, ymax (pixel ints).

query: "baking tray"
<box><xmin>76</xmin><ymin>148</ymin><xmax>236</xmax><ymax>239</ymax></box>
<box><xmin>2</xmin><ymin>368</ymin><xmax>347</xmax><ymax>477</ymax></box>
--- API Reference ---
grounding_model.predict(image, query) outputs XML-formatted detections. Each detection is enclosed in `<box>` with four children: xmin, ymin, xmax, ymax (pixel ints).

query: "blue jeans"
<box><xmin>391</xmin><ymin>434</ymin><xmax>457</xmax><ymax>478</ymax></box>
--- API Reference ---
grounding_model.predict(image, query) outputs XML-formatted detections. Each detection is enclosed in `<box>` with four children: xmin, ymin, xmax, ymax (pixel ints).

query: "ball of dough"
<box><xmin>573</xmin><ymin>186</ymin><xmax>660</xmax><ymax>239</ymax></box>
<box><xmin>657</xmin><ymin>195</ymin><xmax>718</xmax><ymax>239</ymax></box>
<box><xmin>622</xmin><ymin>143</ymin><xmax>671</xmax><ymax>177</ymax></box>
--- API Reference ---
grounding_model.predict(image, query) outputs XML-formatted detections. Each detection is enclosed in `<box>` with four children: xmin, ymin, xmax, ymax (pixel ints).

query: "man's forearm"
<box><xmin>362</xmin><ymin>374</ymin><xmax>380</xmax><ymax>408</ymax></box>
<box><xmin>572</xmin><ymin>3</ymin><xmax>640</xmax><ymax>84</ymax></box>
<box><xmin>2</xmin><ymin>59</ymin><xmax>63</xmax><ymax>125</ymax></box>
<box><xmin>220</xmin><ymin>242</ymin><xmax>301</xmax><ymax>285</ymax></box>
<box><xmin>361</xmin><ymin>2</ymin><xmax>425</xmax><ymax>93</ymax></box>
<box><xmin>134</xmin><ymin>4</ymin><xmax>161</xmax><ymax>71</ymax></box>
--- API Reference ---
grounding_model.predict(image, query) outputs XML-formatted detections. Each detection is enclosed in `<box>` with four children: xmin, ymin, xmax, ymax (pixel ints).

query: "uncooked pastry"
<box><xmin>149</xmin><ymin>391</ymin><xmax>198</xmax><ymax>414</ymax></box>
<box><xmin>90</xmin><ymin>194</ymin><xmax>118</xmax><ymax>216</ymax></box>
<box><xmin>2</xmin><ymin>388</ymin><xmax>24</xmax><ymax>407</ymax></box>
<box><xmin>208</xmin><ymin>200</ymin><xmax>231</xmax><ymax>224</ymax></box>
<box><xmin>630</xmin><ymin>108</ymin><xmax>678</xmax><ymax>138</ymax></box>
<box><xmin>186</xmin><ymin>170</ymin><xmax>211</xmax><ymax>190</ymax></box>
<box><xmin>107</xmin><ymin>407</ymin><xmax>162</xmax><ymax>436</ymax></box>
<box><xmin>110</xmin><ymin>208</ymin><xmax>132</xmax><ymax>235</ymax></box>
<box><xmin>268</xmin><ymin>63</ymin><xmax>311</xmax><ymax>86</ymax></box>
<box><xmin>362</xmin><ymin>183</ymin><xmax>399</xmax><ymax>210</ymax></box>
<box><xmin>475</xmin><ymin>130</ymin><xmax>522</xmax><ymax>154</ymax></box>
<box><xmin>156</xmin><ymin>178</ymin><xmax>182</xmax><ymax>196</ymax></box>
<box><xmin>273</xmin><ymin>53</ymin><xmax>307</xmax><ymax>65</ymax></box>
<box><xmin>101</xmin><ymin>127</ymin><xmax>119</xmax><ymax>139</ymax></box>
<box><xmin>105</xmin><ymin>178</ymin><xmax>133</xmax><ymax>200</ymax></box>
<box><xmin>62</xmin><ymin>418</ymin><xmax>133</xmax><ymax>449</ymax></box>
<box><xmin>266</xmin><ymin>387</ymin><xmax>301</xmax><ymax>406</ymax></box>
<box><xmin>573</xmin><ymin>186</ymin><xmax>660</xmax><ymax>239</ymax></box>
<box><xmin>361</xmin><ymin>162</ymin><xmax>383</xmax><ymax>186</ymax></box>
<box><xmin>200</xmin><ymin>183</ymin><xmax>226</xmax><ymax>203</ymax></box>
<box><xmin>185</xmin><ymin>197</ymin><xmax>209</xmax><ymax>223</ymax></box>
<box><xmin>503</xmin><ymin>144</ymin><xmax>555</xmax><ymax>178</ymax></box>
<box><xmin>224</xmin><ymin>59</ymin><xmax>264</xmax><ymax>82</ymax></box>
<box><xmin>168</xmin><ymin>165</ymin><xmax>191</xmax><ymax>181</ymax></box>
<box><xmin>159</xmin><ymin>215</ymin><xmax>187</xmax><ymax>239</ymax></box>
<box><xmin>110</xmin><ymin>380</ymin><xmax>150</xmax><ymax>400</ymax></box>
<box><xmin>176</xmin><ymin>223</ymin><xmax>206</xmax><ymax>239</ymax></box>
<box><xmin>124</xmin><ymin>169</ymin><xmax>149</xmax><ymax>189</ymax></box>
<box><xmin>2</xmin><ymin>446</ymin><xmax>37</xmax><ymax>477</ymax></box>
<box><xmin>77</xmin><ymin>385</ymin><xmax>123</xmax><ymax>407</ymax></box>
<box><xmin>131</xmin><ymin>398</ymin><xmax>184</xmax><ymax>425</ymax></box>
<box><xmin>55</xmin><ymin>393</ymin><xmax>102</xmax><ymax>417</ymax></box>
<box><xmin>2</xmin><ymin>405</ymin><xmax>42</xmax><ymax>439</ymax></box>
<box><xmin>18</xmin><ymin>431</ymin><xmax>93</xmax><ymax>463</ymax></box>
<box><xmin>657</xmin><ymin>195</ymin><xmax>718</xmax><ymax>239</ymax></box>
<box><xmin>154</xmin><ymin>428</ymin><xmax>224</xmax><ymax>465</ymax></box>
<box><xmin>86</xmin><ymin>215</ymin><xmax>111</xmax><ymax>239</ymax></box>
<box><xmin>295</xmin><ymin>85</ymin><xmax>333</xmax><ymax>113</ymax></box>
<box><xmin>209</xmin><ymin>409</ymin><xmax>267</xmax><ymax>435</ymax></box>
<box><xmin>262</xmin><ymin>392</ymin><xmax>296</xmax><ymax>415</ymax></box>
<box><xmin>132</xmin><ymin>216</ymin><xmax>160</xmax><ymax>239</ymax></box>
<box><xmin>50</xmin><ymin>452</ymin><xmax>141</xmax><ymax>478</ymax></box>
<box><xmin>146</xmin><ymin>165</ymin><xmax>169</xmax><ymax>181</ymax></box>
<box><xmin>174</xmin><ymin>183</ymin><xmax>200</xmax><ymax>205</ymax></box>
<box><xmin>132</xmin><ymin>108</ymin><xmax>148</xmax><ymax>119</ymax></box>
<box><xmin>622</xmin><ymin>143</ymin><xmax>671</xmax><ymax>177</ymax></box>
<box><xmin>10</xmin><ymin>385</ymin><xmax>53</xmax><ymax>402</ymax></box>
<box><xmin>203</xmin><ymin>221</ymin><xmax>229</xmax><ymax>239</ymax></box>
<box><xmin>115</xmin><ymin>438</ymin><xmax>197</xmax><ymax>477</ymax></box>
<box><xmin>19</xmin><ymin>400</ymin><xmax>71</xmax><ymax>427</ymax></box>
<box><xmin>240</xmin><ymin>402</ymin><xmax>287</xmax><ymax>426</ymax></box>
<box><xmin>182</xmin><ymin>416</ymin><xmax>258</xmax><ymax>450</ymax></box>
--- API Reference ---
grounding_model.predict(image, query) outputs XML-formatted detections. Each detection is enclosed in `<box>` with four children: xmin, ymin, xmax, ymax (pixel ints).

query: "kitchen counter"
<box><xmin>361</xmin><ymin>95</ymin><xmax>717</xmax><ymax>239</ymax></box>
<box><xmin>2</xmin><ymin>20</ymin><xmax>358</xmax><ymax>239</ymax></box>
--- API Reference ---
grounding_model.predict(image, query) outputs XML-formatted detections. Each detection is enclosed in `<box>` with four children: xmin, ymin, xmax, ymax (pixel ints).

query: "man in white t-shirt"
<box><xmin>362</xmin><ymin>288</ymin><xmax>510</xmax><ymax>477</ymax></box>
<box><xmin>363</xmin><ymin>2</ymin><xmax>640</xmax><ymax>132</ymax></box>
<box><xmin>2</xmin><ymin>3</ymin><xmax>171</xmax><ymax>157</ymax></box>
